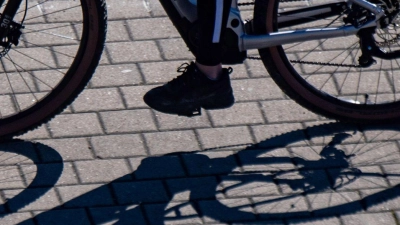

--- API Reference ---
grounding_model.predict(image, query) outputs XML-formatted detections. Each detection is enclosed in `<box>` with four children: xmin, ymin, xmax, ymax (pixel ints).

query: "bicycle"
<box><xmin>0</xmin><ymin>0</ymin><xmax>398</xmax><ymax>139</ymax></box>
<box><xmin>159</xmin><ymin>0</ymin><xmax>400</xmax><ymax>123</ymax></box>
<box><xmin>0</xmin><ymin>0</ymin><xmax>106</xmax><ymax>139</ymax></box>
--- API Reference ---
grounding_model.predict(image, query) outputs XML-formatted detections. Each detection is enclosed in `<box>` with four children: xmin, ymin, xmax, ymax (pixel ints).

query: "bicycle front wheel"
<box><xmin>0</xmin><ymin>0</ymin><xmax>106</xmax><ymax>139</ymax></box>
<box><xmin>254</xmin><ymin>0</ymin><xmax>400</xmax><ymax>123</ymax></box>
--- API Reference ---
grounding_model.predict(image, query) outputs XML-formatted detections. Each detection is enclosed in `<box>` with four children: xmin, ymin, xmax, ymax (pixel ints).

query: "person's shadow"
<box><xmin>18</xmin><ymin>122</ymin><xmax>400</xmax><ymax>224</ymax></box>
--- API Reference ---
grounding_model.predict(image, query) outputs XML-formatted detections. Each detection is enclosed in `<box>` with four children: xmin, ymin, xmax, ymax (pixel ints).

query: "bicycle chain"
<box><xmin>239</xmin><ymin>1</ymin><xmax>363</xmax><ymax>68</ymax></box>
<box><xmin>247</xmin><ymin>56</ymin><xmax>363</xmax><ymax>68</ymax></box>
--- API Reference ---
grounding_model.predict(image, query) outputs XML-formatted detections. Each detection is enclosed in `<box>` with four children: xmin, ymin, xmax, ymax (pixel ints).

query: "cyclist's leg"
<box><xmin>143</xmin><ymin>0</ymin><xmax>234</xmax><ymax>116</ymax></box>
<box><xmin>196</xmin><ymin>0</ymin><xmax>232</xmax><ymax>79</ymax></box>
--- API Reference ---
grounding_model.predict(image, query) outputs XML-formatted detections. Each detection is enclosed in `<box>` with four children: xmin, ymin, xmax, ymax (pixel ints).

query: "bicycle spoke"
<box><xmin>24</xmin><ymin>5</ymin><xmax>82</xmax><ymax>22</ymax></box>
<box><xmin>18</xmin><ymin>40</ymin><xmax>76</xmax><ymax>58</ymax></box>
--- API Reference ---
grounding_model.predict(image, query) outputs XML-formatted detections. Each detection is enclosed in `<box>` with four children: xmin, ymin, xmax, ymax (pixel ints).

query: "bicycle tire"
<box><xmin>0</xmin><ymin>0</ymin><xmax>106</xmax><ymax>139</ymax></box>
<box><xmin>253</xmin><ymin>0</ymin><xmax>400</xmax><ymax>123</ymax></box>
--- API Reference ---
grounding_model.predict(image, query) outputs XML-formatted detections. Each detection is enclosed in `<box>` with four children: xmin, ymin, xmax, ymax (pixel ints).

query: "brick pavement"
<box><xmin>0</xmin><ymin>0</ymin><xmax>400</xmax><ymax>224</ymax></box>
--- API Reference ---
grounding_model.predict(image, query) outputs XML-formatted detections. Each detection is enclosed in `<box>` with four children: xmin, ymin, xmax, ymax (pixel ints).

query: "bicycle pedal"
<box><xmin>178</xmin><ymin>107</ymin><xmax>202</xmax><ymax>117</ymax></box>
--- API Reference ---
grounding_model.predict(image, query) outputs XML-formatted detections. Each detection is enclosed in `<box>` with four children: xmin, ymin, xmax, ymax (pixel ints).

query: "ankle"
<box><xmin>195</xmin><ymin>62</ymin><xmax>222</xmax><ymax>80</ymax></box>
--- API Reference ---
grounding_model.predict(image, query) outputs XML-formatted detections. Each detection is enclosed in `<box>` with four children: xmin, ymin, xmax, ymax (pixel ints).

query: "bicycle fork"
<box><xmin>0</xmin><ymin>0</ymin><xmax>24</xmax><ymax>48</ymax></box>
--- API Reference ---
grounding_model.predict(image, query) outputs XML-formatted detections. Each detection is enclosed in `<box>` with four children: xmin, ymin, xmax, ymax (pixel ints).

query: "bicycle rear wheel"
<box><xmin>253</xmin><ymin>0</ymin><xmax>400</xmax><ymax>123</ymax></box>
<box><xmin>0</xmin><ymin>0</ymin><xmax>106</xmax><ymax>139</ymax></box>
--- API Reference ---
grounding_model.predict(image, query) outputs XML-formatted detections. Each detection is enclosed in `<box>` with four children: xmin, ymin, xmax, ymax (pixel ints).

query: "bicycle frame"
<box><xmin>171</xmin><ymin>0</ymin><xmax>384</xmax><ymax>51</ymax></box>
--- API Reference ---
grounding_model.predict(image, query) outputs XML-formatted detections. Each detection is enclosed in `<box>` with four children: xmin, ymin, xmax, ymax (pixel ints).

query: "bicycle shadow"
<box><xmin>19</xmin><ymin>122</ymin><xmax>400</xmax><ymax>224</ymax></box>
<box><xmin>0</xmin><ymin>140</ymin><xmax>63</xmax><ymax>220</ymax></box>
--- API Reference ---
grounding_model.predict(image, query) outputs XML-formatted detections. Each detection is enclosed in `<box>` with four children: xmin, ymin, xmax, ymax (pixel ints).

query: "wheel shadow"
<box><xmin>19</xmin><ymin>122</ymin><xmax>400</xmax><ymax>224</ymax></box>
<box><xmin>0</xmin><ymin>140</ymin><xmax>63</xmax><ymax>219</ymax></box>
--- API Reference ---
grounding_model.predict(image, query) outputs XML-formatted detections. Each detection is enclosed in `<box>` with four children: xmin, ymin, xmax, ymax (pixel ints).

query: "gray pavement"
<box><xmin>0</xmin><ymin>0</ymin><xmax>400</xmax><ymax>224</ymax></box>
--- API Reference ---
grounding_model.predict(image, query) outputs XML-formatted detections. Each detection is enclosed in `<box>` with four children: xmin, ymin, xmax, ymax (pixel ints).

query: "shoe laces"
<box><xmin>167</xmin><ymin>63</ymin><xmax>197</xmax><ymax>89</ymax></box>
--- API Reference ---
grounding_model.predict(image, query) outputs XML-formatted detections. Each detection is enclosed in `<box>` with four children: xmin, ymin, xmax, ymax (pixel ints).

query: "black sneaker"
<box><xmin>143</xmin><ymin>62</ymin><xmax>234</xmax><ymax>117</ymax></box>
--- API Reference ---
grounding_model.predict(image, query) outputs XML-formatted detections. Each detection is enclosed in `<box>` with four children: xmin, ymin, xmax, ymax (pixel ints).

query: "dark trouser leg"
<box><xmin>196</xmin><ymin>0</ymin><xmax>232</xmax><ymax>66</ymax></box>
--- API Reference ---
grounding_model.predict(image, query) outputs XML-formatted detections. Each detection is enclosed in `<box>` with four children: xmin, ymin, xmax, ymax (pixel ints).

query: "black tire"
<box><xmin>0</xmin><ymin>0</ymin><xmax>106</xmax><ymax>139</ymax></box>
<box><xmin>253</xmin><ymin>0</ymin><xmax>400</xmax><ymax>123</ymax></box>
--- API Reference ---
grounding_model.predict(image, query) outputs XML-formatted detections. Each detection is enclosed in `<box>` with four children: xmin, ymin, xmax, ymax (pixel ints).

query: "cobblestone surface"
<box><xmin>1</xmin><ymin>0</ymin><xmax>400</xmax><ymax>225</ymax></box>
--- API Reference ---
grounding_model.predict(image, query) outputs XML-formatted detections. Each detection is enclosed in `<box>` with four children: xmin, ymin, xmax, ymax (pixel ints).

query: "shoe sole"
<box><xmin>146</xmin><ymin>91</ymin><xmax>235</xmax><ymax>116</ymax></box>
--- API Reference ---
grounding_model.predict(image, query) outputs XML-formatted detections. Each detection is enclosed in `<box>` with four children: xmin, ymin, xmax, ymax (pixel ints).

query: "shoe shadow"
<box><xmin>18</xmin><ymin>122</ymin><xmax>400</xmax><ymax>224</ymax></box>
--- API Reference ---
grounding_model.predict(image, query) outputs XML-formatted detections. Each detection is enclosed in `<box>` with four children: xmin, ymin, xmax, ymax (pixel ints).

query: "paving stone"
<box><xmin>36</xmin><ymin>138</ymin><xmax>94</xmax><ymax>162</ymax></box>
<box><xmin>90</xmin><ymin>64</ymin><xmax>143</xmax><ymax>88</ymax></box>
<box><xmin>341</xmin><ymin>212</ymin><xmax>397</xmax><ymax>225</ymax></box>
<box><xmin>21</xmin><ymin>162</ymin><xmax>79</xmax><ymax>187</ymax></box>
<box><xmin>89</xmin><ymin>205</ymin><xmax>147</xmax><ymax>225</ymax></box>
<box><xmin>144</xmin><ymin>0</ymin><xmax>168</xmax><ymax>16</ymax></box>
<box><xmin>219</xmin><ymin>174</ymin><xmax>280</xmax><ymax>197</ymax></box>
<box><xmin>107</xmin><ymin>0</ymin><xmax>151</xmax><ymax>19</ymax></box>
<box><xmin>120</xmin><ymin>85</ymin><xmax>156</xmax><ymax>108</ymax></box>
<box><xmin>144</xmin><ymin>130</ymin><xmax>200</xmax><ymax>155</ymax></box>
<box><xmin>307</xmin><ymin>191</ymin><xmax>362</xmax><ymax>215</ymax></box>
<box><xmin>140</xmin><ymin>60</ymin><xmax>187</xmax><ymax>84</ymax></box>
<box><xmin>106</xmin><ymin>41</ymin><xmax>161</xmax><ymax>63</ymax></box>
<box><xmin>100</xmin><ymin>109</ymin><xmax>157</xmax><ymax>133</ymax></box>
<box><xmin>48</xmin><ymin>113</ymin><xmax>104</xmax><ymax>137</ymax></box>
<box><xmin>182</xmin><ymin>151</ymin><xmax>238</xmax><ymax>176</ymax></box>
<box><xmin>261</xmin><ymin>100</ymin><xmax>320</xmax><ymax>123</ymax></box>
<box><xmin>382</xmin><ymin>164</ymin><xmax>400</xmax><ymax>186</ymax></box>
<box><xmin>72</xmin><ymin>88</ymin><xmax>125</xmax><ymax>112</ymax></box>
<box><xmin>74</xmin><ymin>159</ymin><xmax>131</xmax><ymax>184</ymax></box>
<box><xmin>228</xmin><ymin>64</ymin><xmax>250</xmax><ymax>79</ymax></box>
<box><xmin>157</xmin><ymin>38</ymin><xmax>194</xmax><ymax>60</ymax></box>
<box><xmin>360</xmin><ymin>187</ymin><xmax>400</xmax><ymax>212</ymax></box>
<box><xmin>112</xmin><ymin>180</ymin><xmax>169</xmax><ymax>204</ymax></box>
<box><xmin>17</xmin><ymin>124</ymin><xmax>50</xmax><ymax>140</ymax></box>
<box><xmin>197</xmin><ymin>126</ymin><xmax>253</xmax><ymax>150</ymax></box>
<box><xmin>128</xmin><ymin>157</ymin><xmax>146</xmax><ymax>172</ymax></box>
<box><xmin>238</xmin><ymin>147</ymin><xmax>295</xmax><ymax>172</ymax></box>
<box><xmin>0</xmin><ymin>141</ymin><xmax>39</xmax><ymax>165</ymax></box>
<box><xmin>250</xmin><ymin>123</ymin><xmax>305</xmax><ymax>147</ymax></box>
<box><xmin>0</xmin><ymin>165</ymin><xmax>25</xmax><ymax>189</ymax></box>
<box><xmin>245</xmin><ymin>59</ymin><xmax>271</xmax><ymax>78</ymax></box>
<box><xmin>34</xmin><ymin>208</ymin><xmax>91</xmax><ymax>225</ymax></box>
<box><xmin>166</xmin><ymin>176</ymin><xmax>218</xmax><ymax>201</ymax></box>
<box><xmin>348</xmin><ymin>141</ymin><xmax>400</xmax><ymax>167</ymax></box>
<box><xmin>57</xmin><ymin>184</ymin><xmax>114</xmax><ymax>207</ymax></box>
<box><xmin>288</xmin><ymin>217</ymin><xmax>341</xmax><ymax>225</ymax></box>
<box><xmin>145</xmin><ymin>202</ymin><xmax>203</xmax><ymax>225</ymax></box>
<box><xmin>133</xmin><ymin>155</ymin><xmax>186</xmax><ymax>179</ymax></box>
<box><xmin>91</xmin><ymin>134</ymin><xmax>147</xmax><ymax>158</ymax></box>
<box><xmin>106</xmin><ymin>20</ymin><xmax>131</xmax><ymax>42</ymax></box>
<box><xmin>328</xmin><ymin>166</ymin><xmax>388</xmax><ymax>191</ymax></box>
<box><xmin>4</xmin><ymin>188</ymin><xmax>60</xmax><ymax>211</ymax></box>
<box><xmin>154</xmin><ymin>112</ymin><xmax>212</xmax><ymax>130</ymax></box>
<box><xmin>232</xmin><ymin>78</ymin><xmax>285</xmax><ymax>102</ymax></box>
<box><xmin>302</xmin><ymin>121</ymin><xmax>361</xmax><ymax>146</ymax></box>
<box><xmin>127</xmin><ymin>17</ymin><xmax>179</xmax><ymax>40</ymax></box>
<box><xmin>0</xmin><ymin>212</ymin><xmax>34</xmax><ymax>225</ymax></box>
<box><xmin>208</xmin><ymin>102</ymin><xmax>265</xmax><ymax>127</ymax></box>
<box><xmin>253</xmin><ymin>195</ymin><xmax>310</xmax><ymax>219</ymax></box>
<box><xmin>278</xmin><ymin>169</ymin><xmax>331</xmax><ymax>195</ymax></box>
<box><xmin>199</xmin><ymin>198</ymin><xmax>256</xmax><ymax>223</ymax></box>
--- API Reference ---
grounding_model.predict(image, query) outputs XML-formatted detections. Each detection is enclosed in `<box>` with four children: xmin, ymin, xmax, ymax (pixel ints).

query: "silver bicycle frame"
<box><xmin>171</xmin><ymin>0</ymin><xmax>384</xmax><ymax>51</ymax></box>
